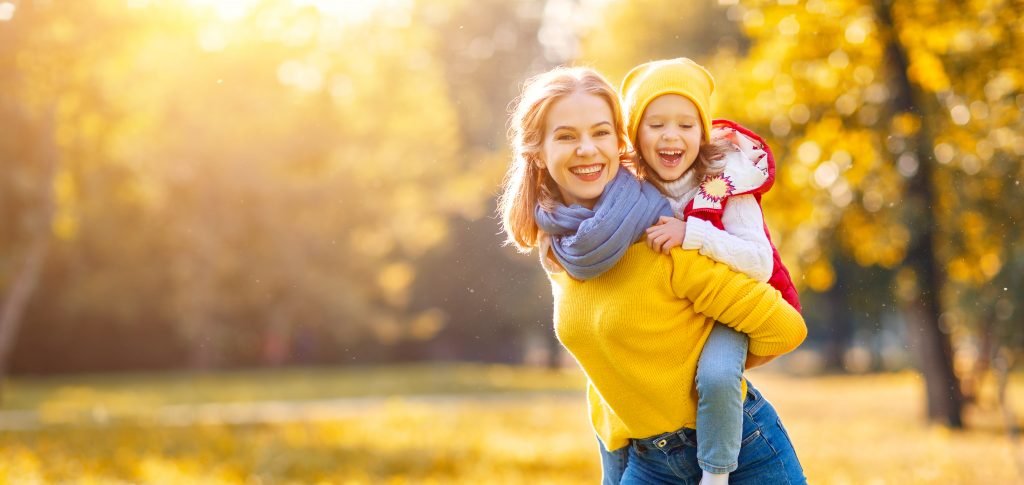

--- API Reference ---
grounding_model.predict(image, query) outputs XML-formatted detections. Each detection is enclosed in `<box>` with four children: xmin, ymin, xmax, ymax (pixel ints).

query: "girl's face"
<box><xmin>636</xmin><ymin>94</ymin><xmax>703</xmax><ymax>182</ymax></box>
<box><xmin>540</xmin><ymin>91</ymin><xmax>620</xmax><ymax>209</ymax></box>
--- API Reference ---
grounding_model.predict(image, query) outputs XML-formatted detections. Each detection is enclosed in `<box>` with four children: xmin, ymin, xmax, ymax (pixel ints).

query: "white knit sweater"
<box><xmin>660</xmin><ymin>155</ymin><xmax>774</xmax><ymax>282</ymax></box>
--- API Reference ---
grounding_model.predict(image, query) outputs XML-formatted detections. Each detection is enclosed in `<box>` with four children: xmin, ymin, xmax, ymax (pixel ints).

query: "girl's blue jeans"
<box><xmin>600</xmin><ymin>381</ymin><xmax>806</xmax><ymax>484</ymax></box>
<box><xmin>695</xmin><ymin>323</ymin><xmax>748</xmax><ymax>474</ymax></box>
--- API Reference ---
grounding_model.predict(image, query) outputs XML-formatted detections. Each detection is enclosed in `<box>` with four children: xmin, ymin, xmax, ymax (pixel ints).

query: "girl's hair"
<box><xmin>630</xmin><ymin>135</ymin><xmax>733</xmax><ymax>193</ymax></box>
<box><xmin>499</xmin><ymin>67</ymin><xmax>629</xmax><ymax>252</ymax></box>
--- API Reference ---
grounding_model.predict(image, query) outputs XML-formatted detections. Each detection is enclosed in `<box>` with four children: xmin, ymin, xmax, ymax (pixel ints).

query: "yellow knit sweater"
<box><xmin>546</xmin><ymin>242</ymin><xmax>807</xmax><ymax>451</ymax></box>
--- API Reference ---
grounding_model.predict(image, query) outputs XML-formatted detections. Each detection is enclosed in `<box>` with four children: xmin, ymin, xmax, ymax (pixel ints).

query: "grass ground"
<box><xmin>1</xmin><ymin>364</ymin><xmax>1022</xmax><ymax>484</ymax></box>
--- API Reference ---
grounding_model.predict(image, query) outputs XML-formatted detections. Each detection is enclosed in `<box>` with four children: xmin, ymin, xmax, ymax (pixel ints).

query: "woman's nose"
<box><xmin>576</xmin><ymin>140</ymin><xmax>597</xmax><ymax>156</ymax></box>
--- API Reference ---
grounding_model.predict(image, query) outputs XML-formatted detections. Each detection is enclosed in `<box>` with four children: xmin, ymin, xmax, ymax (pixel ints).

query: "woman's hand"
<box><xmin>645</xmin><ymin>216</ymin><xmax>686</xmax><ymax>254</ymax></box>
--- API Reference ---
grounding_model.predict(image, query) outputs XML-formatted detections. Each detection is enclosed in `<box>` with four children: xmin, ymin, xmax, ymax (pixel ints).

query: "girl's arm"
<box><xmin>683</xmin><ymin>194</ymin><xmax>773</xmax><ymax>282</ymax></box>
<box><xmin>669</xmin><ymin>249</ymin><xmax>806</xmax><ymax>358</ymax></box>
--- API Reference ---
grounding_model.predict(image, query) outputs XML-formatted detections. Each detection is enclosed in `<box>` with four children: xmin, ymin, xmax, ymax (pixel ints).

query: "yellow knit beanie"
<box><xmin>621</xmin><ymin>58</ymin><xmax>715</xmax><ymax>145</ymax></box>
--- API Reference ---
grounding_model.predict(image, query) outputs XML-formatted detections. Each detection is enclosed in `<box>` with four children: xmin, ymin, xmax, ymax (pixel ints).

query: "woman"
<box><xmin>498</xmin><ymin>66</ymin><xmax>808</xmax><ymax>484</ymax></box>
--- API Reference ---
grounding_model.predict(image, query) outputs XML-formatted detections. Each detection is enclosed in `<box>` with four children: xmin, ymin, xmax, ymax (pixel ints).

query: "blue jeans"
<box><xmin>619</xmin><ymin>382</ymin><xmax>806</xmax><ymax>484</ymax></box>
<box><xmin>600</xmin><ymin>436</ymin><xmax>629</xmax><ymax>485</ymax></box>
<box><xmin>695</xmin><ymin>323</ymin><xmax>748</xmax><ymax>474</ymax></box>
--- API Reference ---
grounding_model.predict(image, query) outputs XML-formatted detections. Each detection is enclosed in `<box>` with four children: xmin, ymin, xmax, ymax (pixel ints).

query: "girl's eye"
<box><xmin>648</xmin><ymin>123</ymin><xmax>663</xmax><ymax>129</ymax></box>
<box><xmin>594</xmin><ymin>130</ymin><xmax>611</xmax><ymax>136</ymax></box>
<box><xmin>681</xmin><ymin>124</ymin><xmax>694</xmax><ymax>129</ymax></box>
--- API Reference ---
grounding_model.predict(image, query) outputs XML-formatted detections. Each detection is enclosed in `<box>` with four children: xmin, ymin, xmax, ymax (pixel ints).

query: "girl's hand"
<box><xmin>645</xmin><ymin>216</ymin><xmax>686</xmax><ymax>255</ymax></box>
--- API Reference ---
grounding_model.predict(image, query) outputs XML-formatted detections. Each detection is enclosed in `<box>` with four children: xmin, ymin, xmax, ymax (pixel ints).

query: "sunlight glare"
<box><xmin>188</xmin><ymin>0</ymin><xmax>259</xmax><ymax>22</ymax></box>
<box><xmin>296</xmin><ymin>0</ymin><xmax>413</xmax><ymax>27</ymax></box>
<box><xmin>185</xmin><ymin>0</ymin><xmax>414</xmax><ymax>31</ymax></box>
<box><xmin>0</xmin><ymin>2</ymin><xmax>15</xmax><ymax>22</ymax></box>
<box><xmin>277</xmin><ymin>59</ymin><xmax>324</xmax><ymax>92</ymax></box>
<box><xmin>298</xmin><ymin>0</ymin><xmax>371</xmax><ymax>24</ymax></box>
<box><xmin>198</xmin><ymin>26</ymin><xmax>227</xmax><ymax>52</ymax></box>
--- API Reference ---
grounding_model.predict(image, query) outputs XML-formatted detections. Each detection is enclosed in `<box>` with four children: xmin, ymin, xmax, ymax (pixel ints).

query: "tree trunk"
<box><xmin>823</xmin><ymin>266</ymin><xmax>855</xmax><ymax>372</ymax></box>
<box><xmin>875</xmin><ymin>0</ymin><xmax>964</xmax><ymax>427</ymax></box>
<box><xmin>0</xmin><ymin>109</ymin><xmax>58</xmax><ymax>399</ymax></box>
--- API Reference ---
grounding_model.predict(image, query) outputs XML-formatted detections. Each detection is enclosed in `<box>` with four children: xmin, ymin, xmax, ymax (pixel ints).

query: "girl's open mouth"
<box><xmin>658</xmin><ymin>149</ymin><xmax>683</xmax><ymax>167</ymax></box>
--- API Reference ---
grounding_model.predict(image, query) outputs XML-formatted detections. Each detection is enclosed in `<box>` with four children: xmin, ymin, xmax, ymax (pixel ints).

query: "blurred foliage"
<box><xmin>1</xmin><ymin>0</ymin><xmax>1022</xmax><ymax>379</ymax></box>
<box><xmin>1</xmin><ymin>0</ymin><xmax>551</xmax><ymax>371</ymax></box>
<box><xmin>705</xmin><ymin>0</ymin><xmax>1023</xmax><ymax>322</ymax></box>
<box><xmin>579</xmin><ymin>0</ymin><xmax>1024</xmax><ymax>373</ymax></box>
<box><xmin>0</xmin><ymin>366</ymin><xmax>1021</xmax><ymax>483</ymax></box>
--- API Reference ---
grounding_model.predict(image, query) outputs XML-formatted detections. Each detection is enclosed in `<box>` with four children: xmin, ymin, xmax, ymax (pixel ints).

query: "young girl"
<box><xmin>500</xmin><ymin>65</ymin><xmax>807</xmax><ymax>484</ymax></box>
<box><xmin>621</xmin><ymin>58</ymin><xmax>802</xmax><ymax>485</ymax></box>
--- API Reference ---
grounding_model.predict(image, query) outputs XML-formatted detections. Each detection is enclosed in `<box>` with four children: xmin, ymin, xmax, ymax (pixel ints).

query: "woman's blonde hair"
<box><xmin>499</xmin><ymin>67</ymin><xmax>629</xmax><ymax>252</ymax></box>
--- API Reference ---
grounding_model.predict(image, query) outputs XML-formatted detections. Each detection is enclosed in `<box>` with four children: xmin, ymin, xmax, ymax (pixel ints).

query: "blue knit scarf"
<box><xmin>535</xmin><ymin>169</ymin><xmax>672</xmax><ymax>280</ymax></box>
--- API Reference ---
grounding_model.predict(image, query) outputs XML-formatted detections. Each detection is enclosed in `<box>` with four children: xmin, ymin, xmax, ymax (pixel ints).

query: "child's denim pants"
<box><xmin>695</xmin><ymin>323</ymin><xmax>748</xmax><ymax>474</ymax></box>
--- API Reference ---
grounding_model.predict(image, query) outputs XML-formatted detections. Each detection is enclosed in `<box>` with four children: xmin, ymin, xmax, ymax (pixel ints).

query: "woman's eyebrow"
<box><xmin>552</xmin><ymin>121</ymin><xmax>611</xmax><ymax>132</ymax></box>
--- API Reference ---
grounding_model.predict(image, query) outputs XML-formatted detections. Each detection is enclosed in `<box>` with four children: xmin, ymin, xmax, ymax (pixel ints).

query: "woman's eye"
<box><xmin>595</xmin><ymin>130</ymin><xmax>611</xmax><ymax>136</ymax></box>
<box><xmin>556</xmin><ymin>133</ymin><xmax>575</xmax><ymax>141</ymax></box>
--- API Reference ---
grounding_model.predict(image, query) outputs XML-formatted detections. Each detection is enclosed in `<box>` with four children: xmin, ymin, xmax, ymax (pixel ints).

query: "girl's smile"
<box><xmin>656</xmin><ymin>148</ymin><xmax>685</xmax><ymax>167</ymax></box>
<box><xmin>637</xmin><ymin>94</ymin><xmax>704</xmax><ymax>181</ymax></box>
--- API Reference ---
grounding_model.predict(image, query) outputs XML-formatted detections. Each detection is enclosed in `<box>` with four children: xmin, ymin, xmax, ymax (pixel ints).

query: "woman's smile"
<box><xmin>569</xmin><ymin>163</ymin><xmax>606</xmax><ymax>180</ymax></box>
<box><xmin>540</xmin><ymin>91</ymin><xmax>621</xmax><ymax>209</ymax></box>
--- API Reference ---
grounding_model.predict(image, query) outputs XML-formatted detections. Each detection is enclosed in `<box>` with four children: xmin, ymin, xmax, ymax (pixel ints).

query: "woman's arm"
<box><xmin>683</xmin><ymin>194</ymin><xmax>773</xmax><ymax>282</ymax></box>
<box><xmin>669</xmin><ymin>249</ymin><xmax>806</xmax><ymax>357</ymax></box>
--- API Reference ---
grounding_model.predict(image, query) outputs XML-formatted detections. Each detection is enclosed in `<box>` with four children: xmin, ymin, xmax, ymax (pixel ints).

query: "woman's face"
<box><xmin>636</xmin><ymin>94</ymin><xmax>703</xmax><ymax>182</ymax></box>
<box><xmin>539</xmin><ymin>91</ymin><xmax>620</xmax><ymax>209</ymax></box>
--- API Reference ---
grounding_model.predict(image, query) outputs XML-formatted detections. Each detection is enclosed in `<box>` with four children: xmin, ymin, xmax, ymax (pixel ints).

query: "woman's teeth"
<box><xmin>570</xmin><ymin>165</ymin><xmax>602</xmax><ymax>175</ymax></box>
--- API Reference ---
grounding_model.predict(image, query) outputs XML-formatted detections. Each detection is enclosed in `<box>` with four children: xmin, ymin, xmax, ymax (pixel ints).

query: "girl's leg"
<box><xmin>695</xmin><ymin>323</ymin><xmax>748</xmax><ymax>480</ymax></box>
<box><xmin>598</xmin><ymin>437</ymin><xmax>629</xmax><ymax>485</ymax></box>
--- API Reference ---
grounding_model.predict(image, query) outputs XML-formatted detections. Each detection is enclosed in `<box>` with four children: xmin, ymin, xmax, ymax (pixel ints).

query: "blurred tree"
<box><xmin>577</xmin><ymin>0</ymin><xmax>1023</xmax><ymax>427</ymax></box>
<box><xmin>0</xmin><ymin>0</ymin><xmax>155</xmax><ymax>389</ymax></box>
<box><xmin>3</xmin><ymin>0</ymin><xmax>540</xmax><ymax>373</ymax></box>
<box><xmin>108</xmin><ymin>0</ymin><xmax>482</xmax><ymax>367</ymax></box>
<box><xmin>0</xmin><ymin>107</ymin><xmax>56</xmax><ymax>396</ymax></box>
<box><xmin>408</xmin><ymin>0</ymin><xmax>555</xmax><ymax>365</ymax></box>
<box><xmin>706</xmin><ymin>0</ymin><xmax>1023</xmax><ymax>426</ymax></box>
<box><xmin>874</xmin><ymin>0</ymin><xmax>963</xmax><ymax>426</ymax></box>
<box><xmin>578</xmin><ymin>0</ymin><xmax>743</xmax><ymax>82</ymax></box>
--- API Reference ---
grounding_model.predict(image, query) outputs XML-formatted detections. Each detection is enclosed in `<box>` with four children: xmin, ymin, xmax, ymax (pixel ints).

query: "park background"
<box><xmin>1</xmin><ymin>0</ymin><xmax>1022</xmax><ymax>483</ymax></box>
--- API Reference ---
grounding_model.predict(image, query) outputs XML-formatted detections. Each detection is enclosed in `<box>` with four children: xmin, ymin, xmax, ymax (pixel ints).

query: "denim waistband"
<box><xmin>630</xmin><ymin>380</ymin><xmax>767</xmax><ymax>455</ymax></box>
<box><xmin>744</xmin><ymin>380</ymin><xmax>766</xmax><ymax>415</ymax></box>
<box><xmin>631</xmin><ymin>426</ymin><xmax>698</xmax><ymax>454</ymax></box>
